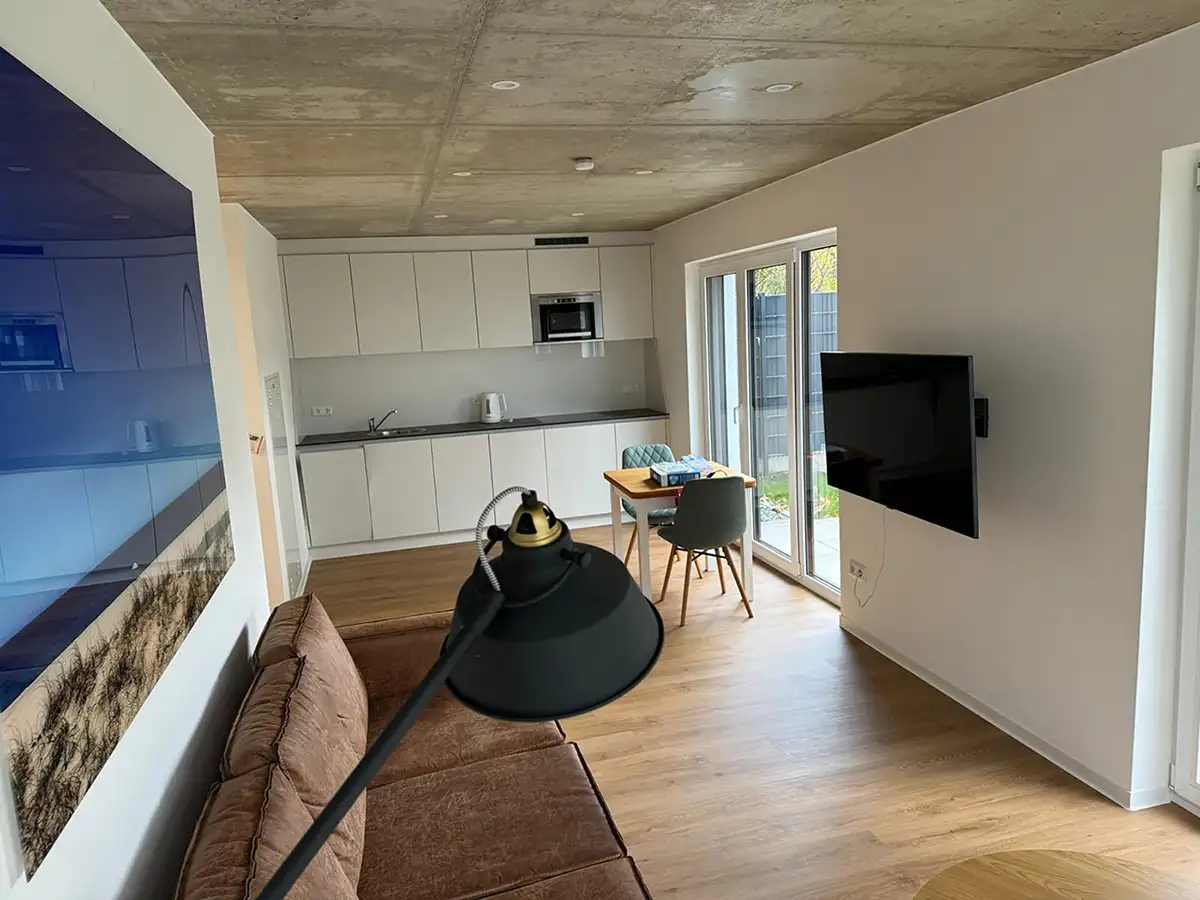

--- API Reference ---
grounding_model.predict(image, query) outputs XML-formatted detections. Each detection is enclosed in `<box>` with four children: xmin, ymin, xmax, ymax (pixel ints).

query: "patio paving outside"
<box><xmin>758</xmin><ymin>514</ymin><xmax>841</xmax><ymax>590</ymax></box>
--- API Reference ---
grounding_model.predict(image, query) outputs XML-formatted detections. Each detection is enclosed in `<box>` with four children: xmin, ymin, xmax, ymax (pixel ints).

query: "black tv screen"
<box><xmin>819</xmin><ymin>352</ymin><xmax>979</xmax><ymax>538</ymax></box>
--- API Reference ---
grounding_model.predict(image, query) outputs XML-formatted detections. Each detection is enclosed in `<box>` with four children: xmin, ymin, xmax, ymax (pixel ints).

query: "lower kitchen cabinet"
<box><xmin>300</xmin><ymin>447</ymin><xmax>373</xmax><ymax>546</ymax></box>
<box><xmin>84</xmin><ymin>464</ymin><xmax>156</xmax><ymax>569</ymax></box>
<box><xmin>432</xmin><ymin>435</ymin><xmax>494</xmax><ymax>533</ymax></box>
<box><xmin>0</xmin><ymin>469</ymin><xmax>97</xmax><ymax>583</ymax></box>
<box><xmin>488</xmin><ymin>430</ymin><xmax>549</xmax><ymax>527</ymax></box>
<box><xmin>147</xmin><ymin>460</ymin><xmax>204</xmax><ymax>558</ymax></box>
<box><xmin>614</xmin><ymin>419</ymin><xmax>669</xmax><ymax>459</ymax></box>
<box><xmin>543</xmin><ymin>424</ymin><xmax>617</xmax><ymax>520</ymax></box>
<box><xmin>366</xmin><ymin>440</ymin><xmax>439</xmax><ymax>539</ymax></box>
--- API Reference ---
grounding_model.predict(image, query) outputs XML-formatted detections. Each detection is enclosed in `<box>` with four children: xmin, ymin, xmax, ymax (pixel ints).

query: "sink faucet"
<box><xmin>368</xmin><ymin>409</ymin><xmax>398</xmax><ymax>434</ymax></box>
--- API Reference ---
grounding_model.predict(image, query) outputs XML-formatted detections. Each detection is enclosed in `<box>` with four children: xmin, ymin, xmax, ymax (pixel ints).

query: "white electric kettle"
<box><xmin>479</xmin><ymin>392</ymin><xmax>508</xmax><ymax>424</ymax></box>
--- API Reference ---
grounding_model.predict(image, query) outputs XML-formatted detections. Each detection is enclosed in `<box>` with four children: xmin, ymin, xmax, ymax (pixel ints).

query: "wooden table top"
<box><xmin>603</xmin><ymin>464</ymin><xmax>756</xmax><ymax>500</ymax></box>
<box><xmin>915</xmin><ymin>850</ymin><xmax>1196</xmax><ymax>900</ymax></box>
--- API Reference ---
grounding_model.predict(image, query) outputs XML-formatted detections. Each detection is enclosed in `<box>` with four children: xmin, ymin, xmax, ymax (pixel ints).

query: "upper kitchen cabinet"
<box><xmin>284</xmin><ymin>254</ymin><xmax>359</xmax><ymax>358</ymax></box>
<box><xmin>125</xmin><ymin>254</ymin><xmax>208</xmax><ymax>368</ymax></box>
<box><xmin>527</xmin><ymin>248</ymin><xmax>600</xmax><ymax>294</ymax></box>
<box><xmin>56</xmin><ymin>258</ymin><xmax>138</xmax><ymax>372</ymax></box>
<box><xmin>472</xmin><ymin>250</ymin><xmax>532</xmax><ymax>349</ymax></box>
<box><xmin>0</xmin><ymin>258</ymin><xmax>61</xmax><ymax>313</ymax></box>
<box><xmin>415</xmin><ymin>251</ymin><xmax>478</xmax><ymax>352</ymax></box>
<box><xmin>350</xmin><ymin>253</ymin><xmax>421</xmax><ymax>356</ymax></box>
<box><xmin>599</xmin><ymin>246</ymin><xmax>654</xmax><ymax>340</ymax></box>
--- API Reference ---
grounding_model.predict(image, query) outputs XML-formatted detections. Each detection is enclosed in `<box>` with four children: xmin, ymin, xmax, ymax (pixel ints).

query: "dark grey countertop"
<box><xmin>298</xmin><ymin>408</ymin><xmax>669</xmax><ymax>450</ymax></box>
<box><xmin>0</xmin><ymin>443</ymin><xmax>223</xmax><ymax>474</ymax></box>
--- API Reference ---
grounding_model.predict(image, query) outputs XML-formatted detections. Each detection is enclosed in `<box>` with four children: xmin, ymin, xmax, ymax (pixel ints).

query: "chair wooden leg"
<box><xmin>658</xmin><ymin>545</ymin><xmax>677</xmax><ymax>605</ymax></box>
<box><xmin>680</xmin><ymin>551</ymin><xmax>694</xmax><ymax>626</ymax></box>
<box><xmin>623</xmin><ymin>524</ymin><xmax>637</xmax><ymax>567</ymax></box>
<box><xmin>715</xmin><ymin>550</ymin><xmax>727</xmax><ymax>594</ymax></box>
<box><xmin>723</xmin><ymin>546</ymin><xmax>753</xmax><ymax>619</ymax></box>
<box><xmin>693</xmin><ymin>555</ymin><xmax>704</xmax><ymax>580</ymax></box>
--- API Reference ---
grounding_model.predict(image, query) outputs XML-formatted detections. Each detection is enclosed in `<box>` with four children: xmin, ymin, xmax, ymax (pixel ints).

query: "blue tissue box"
<box><xmin>650</xmin><ymin>461</ymin><xmax>702</xmax><ymax>487</ymax></box>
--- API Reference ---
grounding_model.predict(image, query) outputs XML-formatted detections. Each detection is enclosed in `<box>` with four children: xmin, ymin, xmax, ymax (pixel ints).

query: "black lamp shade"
<box><xmin>446</xmin><ymin>542</ymin><xmax>664</xmax><ymax>722</ymax></box>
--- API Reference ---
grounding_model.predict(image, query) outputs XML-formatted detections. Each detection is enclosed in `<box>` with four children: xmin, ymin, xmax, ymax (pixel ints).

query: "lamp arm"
<box><xmin>255</xmin><ymin>588</ymin><xmax>507</xmax><ymax>900</ymax></box>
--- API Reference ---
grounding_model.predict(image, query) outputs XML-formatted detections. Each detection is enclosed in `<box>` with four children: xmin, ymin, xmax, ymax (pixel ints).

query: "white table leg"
<box><xmin>610</xmin><ymin>483</ymin><xmax>622</xmax><ymax>557</ymax></box>
<box><xmin>742</xmin><ymin>486</ymin><xmax>755</xmax><ymax>604</ymax></box>
<box><xmin>636</xmin><ymin>503</ymin><xmax>652</xmax><ymax>598</ymax></box>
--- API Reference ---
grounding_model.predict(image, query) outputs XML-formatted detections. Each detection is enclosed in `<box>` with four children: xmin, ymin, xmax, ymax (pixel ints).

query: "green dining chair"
<box><xmin>620</xmin><ymin>443</ymin><xmax>702</xmax><ymax>580</ymax></box>
<box><xmin>657</xmin><ymin>475</ymin><xmax>752</xmax><ymax>626</ymax></box>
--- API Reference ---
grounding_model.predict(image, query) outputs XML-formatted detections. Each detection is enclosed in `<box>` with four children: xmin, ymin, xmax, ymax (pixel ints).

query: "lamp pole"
<box><xmin>255</xmin><ymin>589</ymin><xmax>506</xmax><ymax>900</ymax></box>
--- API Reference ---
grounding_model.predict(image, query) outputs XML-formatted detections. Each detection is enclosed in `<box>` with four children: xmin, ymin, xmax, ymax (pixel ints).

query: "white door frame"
<box><xmin>1172</xmin><ymin>205</ymin><xmax>1200</xmax><ymax>810</ymax></box>
<box><xmin>697</xmin><ymin>232</ymin><xmax>840</xmax><ymax>602</ymax></box>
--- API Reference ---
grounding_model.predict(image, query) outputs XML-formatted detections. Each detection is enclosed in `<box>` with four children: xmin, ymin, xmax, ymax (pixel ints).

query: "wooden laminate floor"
<box><xmin>308</xmin><ymin>526</ymin><xmax>1200</xmax><ymax>900</ymax></box>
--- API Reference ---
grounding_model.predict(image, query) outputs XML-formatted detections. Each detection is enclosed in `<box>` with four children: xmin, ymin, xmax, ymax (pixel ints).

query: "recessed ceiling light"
<box><xmin>490</xmin><ymin>80</ymin><xmax>521</xmax><ymax>90</ymax></box>
<box><xmin>111</xmin><ymin>214</ymin><xmax>131</xmax><ymax>220</ymax></box>
<box><xmin>635</xmin><ymin>169</ymin><xmax>654</xmax><ymax>175</ymax></box>
<box><xmin>452</xmin><ymin>171</ymin><xmax>473</xmax><ymax>177</ymax></box>
<box><xmin>433</xmin><ymin>214</ymin><xmax>449</xmax><ymax>219</ymax></box>
<box><xmin>718</xmin><ymin>90</ymin><xmax>736</xmax><ymax>100</ymax></box>
<box><xmin>8</xmin><ymin>165</ymin><xmax>31</xmax><ymax>173</ymax></box>
<box><xmin>570</xmin><ymin>212</ymin><xmax>585</xmax><ymax>217</ymax></box>
<box><xmin>573</xmin><ymin>157</ymin><xmax>595</xmax><ymax>172</ymax></box>
<box><xmin>765</xmin><ymin>83</ymin><xmax>794</xmax><ymax>93</ymax></box>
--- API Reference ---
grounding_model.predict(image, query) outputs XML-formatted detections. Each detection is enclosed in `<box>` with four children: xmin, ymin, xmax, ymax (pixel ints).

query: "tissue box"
<box><xmin>650</xmin><ymin>461</ymin><xmax>703</xmax><ymax>487</ymax></box>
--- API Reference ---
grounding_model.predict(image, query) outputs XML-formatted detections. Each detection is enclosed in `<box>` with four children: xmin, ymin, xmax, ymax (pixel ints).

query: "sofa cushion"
<box><xmin>367</xmin><ymin>688</ymin><xmax>563</xmax><ymax>786</ymax></box>
<box><xmin>358</xmin><ymin>743</ymin><xmax>625</xmax><ymax>900</ymax></box>
<box><xmin>222</xmin><ymin>656</ymin><xmax>366</xmax><ymax>885</ymax></box>
<box><xmin>175</xmin><ymin>765</ymin><xmax>356</xmax><ymax>900</ymax></box>
<box><xmin>344</xmin><ymin>616</ymin><xmax>450</xmax><ymax>701</ymax></box>
<box><xmin>484</xmin><ymin>859</ymin><xmax>651</xmax><ymax>899</ymax></box>
<box><xmin>255</xmin><ymin>594</ymin><xmax>368</xmax><ymax>727</ymax></box>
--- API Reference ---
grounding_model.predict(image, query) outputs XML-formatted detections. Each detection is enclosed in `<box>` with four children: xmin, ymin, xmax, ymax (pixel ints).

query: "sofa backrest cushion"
<box><xmin>175</xmin><ymin>764</ymin><xmax>356</xmax><ymax>900</ymax></box>
<box><xmin>255</xmin><ymin>594</ymin><xmax>368</xmax><ymax>726</ymax></box>
<box><xmin>222</xmin><ymin>656</ymin><xmax>366</xmax><ymax>885</ymax></box>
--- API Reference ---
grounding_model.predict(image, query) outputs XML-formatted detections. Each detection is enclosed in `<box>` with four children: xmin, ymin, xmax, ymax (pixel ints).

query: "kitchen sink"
<box><xmin>367</xmin><ymin>427</ymin><xmax>427</xmax><ymax>438</ymax></box>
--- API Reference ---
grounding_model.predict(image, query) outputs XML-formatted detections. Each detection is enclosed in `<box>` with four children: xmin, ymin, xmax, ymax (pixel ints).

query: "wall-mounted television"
<box><xmin>819</xmin><ymin>352</ymin><xmax>979</xmax><ymax>538</ymax></box>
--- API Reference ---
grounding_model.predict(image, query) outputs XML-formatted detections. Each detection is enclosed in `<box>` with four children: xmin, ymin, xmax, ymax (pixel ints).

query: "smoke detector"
<box><xmin>573</xmin><ymin>157</ymin><xmax>595</xmax><ymax>172</ymax></box>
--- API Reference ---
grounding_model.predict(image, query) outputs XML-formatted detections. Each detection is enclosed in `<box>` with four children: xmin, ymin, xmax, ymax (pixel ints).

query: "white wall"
<box><xmin>652</xmin><ymin>24</ymin><xmax>1200</xmax><ymax>807</ymax></box>
<box><xmin>292</xmin><ymin>339</ymin><xmax>653</xmax><ymax>436</ymax></box>
<box><xmin>0</xmin><ymin>3</ymin><xmax>270</xmax><ymax>897</ymax></box>
<box><xmin>223</xmin><ymin>204</ymin><xmax>310</xmax><ymax>593</ymax></box>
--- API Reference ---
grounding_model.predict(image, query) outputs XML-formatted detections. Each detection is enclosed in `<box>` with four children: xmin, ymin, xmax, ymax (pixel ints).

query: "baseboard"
<box><xmin>839</xmin><ymin>616</ymin><xmax>1147</xmax><ymax>811</ymax></box>
<box><xmin>309</xmin><ymin>514</ymin><xmax>618</xmax><ymax>561</ymax></box>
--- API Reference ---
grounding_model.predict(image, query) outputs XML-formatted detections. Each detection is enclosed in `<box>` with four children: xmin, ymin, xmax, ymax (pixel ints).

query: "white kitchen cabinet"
<box><xmin>125</xmin><ymin>254</ymin><xmax>207</xmax><ymax>369</ymax></box>
<box><xmin>351</xmin><ymin>253</ymin><xmax>421</xmax><ymax>356</ymax></box>
<box><xmin>300</xmin><ymin>448</ymin><xmax>372</xmax><ymax>546</ymax></box>
<box><xmin>614</xmin><ymin>419</ymin><xmax>669</xmax><ymax>461</ymax></box>
<box><xmin>196</xmin><ymin>455</ymin><xmax>225</xmax><ymax>537</ymax></box>
<box><xmin>365</xmin><ymin>440</ymin><xmax>439</xmax><ymax>539</ymax></box>
<box><xmin>473</xmin><ymin>250</ymin><xmax>532</xmax><ymax>349</ymax></box>
<box><xmin>543</xmin><ymin>423</ymin><xmax>617</xmax><ymax>520</ymax></box>
<box><xmin>84</xmin><ymin>464</ymin><xmax>156</xmax><ymax>569</ymax></box>
<box><xmin>489</xmin><ymin>430</ymin><xmax>549</xmax><ymax>527</ymax></box>
<box><xmin>56</xmin><ymin>258</ymin><xmax>139</xmax><ymax>372</ymax></box>
<box><xmin>527</xmin><ymin>248</ymin><xmax>601</xmax><ymax>294</ymax></box>
<box><xmin>414</xmin><ymin>252</ymin><xmax>478</xmax><ymax>352</ymax></box>
<box><xmin>0</xmin><ymin>469</ymin><xmax>97</xmax><ymax>582</ymax></box>
<box><xmin>0</xmin><ymin>258</ymin><xmax>61</xmax><ymax>313</ymax></box>
<box><xmin>432</xmin><ymin>435</ymin><xmax>494</xmax><ymax>533</ymax></box>
<box><xmin>284</xmin><ymin>255</ymin><xmax>359</xmax><ymax>358</ymax></box>
<box><xmin>147</xmin><ymin>459</ymin><xmax>204</xmax><ymax>558</ymax></box>
<box><xmin>599</xmin><ymin>246</ymin><xmax>654</xmax><ymax>340</ymax></box>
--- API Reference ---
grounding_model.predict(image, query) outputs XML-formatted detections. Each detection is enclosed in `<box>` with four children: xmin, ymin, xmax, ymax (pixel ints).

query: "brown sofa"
<box><xmin>175</xmin><ymin>595</ymin><xmax>652</xmax><ymax>900</ymax></box>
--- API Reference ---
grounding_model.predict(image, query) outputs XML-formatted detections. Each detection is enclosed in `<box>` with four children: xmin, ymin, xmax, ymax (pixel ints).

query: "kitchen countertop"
<box><xmin>0</xmin><ymin>443</ymin><xmax>223</xmax><ymax>474</ymax></box>
<box><xmin>298</xmin><ymin>408</ymin><xmax>669</xmax><ymax>450</ymax></box>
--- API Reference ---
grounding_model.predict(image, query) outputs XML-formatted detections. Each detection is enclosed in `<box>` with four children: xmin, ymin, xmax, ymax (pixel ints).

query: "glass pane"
<box><xmin>705</xmin><ymin>274</ymin><xmax>740</xmax><ymax>473</ymax></box>
<box><xmin>748</xmin><ymin>263</ymin><xmax>791</xmax><ymax>558</ymax></box>
<box><xmin>805</xmin><ymin>246</ymin><xmax>840</xmax><ymax>588</ymax></box>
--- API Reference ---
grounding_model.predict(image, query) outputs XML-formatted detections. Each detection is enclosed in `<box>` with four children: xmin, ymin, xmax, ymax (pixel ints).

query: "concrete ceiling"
<box><xmin>103</xmin><ymin>0</ymin><xmax>1200</xmax><ymax>239</ymax></box>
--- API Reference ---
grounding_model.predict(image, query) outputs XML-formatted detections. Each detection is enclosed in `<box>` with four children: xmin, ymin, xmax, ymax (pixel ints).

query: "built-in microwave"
<box><xmin>531</xmin><ymin>292</ymin><xmax>604</xmax><ymax>344</ymax></box>
<box><xmin>0</xmin><ymin>313</ymin><xmax>73</xmax><ymax>372</ymax></box>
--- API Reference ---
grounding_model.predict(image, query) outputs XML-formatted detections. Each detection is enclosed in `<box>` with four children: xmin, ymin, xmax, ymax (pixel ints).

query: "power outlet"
<box><xmin>311</xmin><ymin>405</ymin><xmax>334</xmax><ymax>418</ymax></box>
<box><xmin>848</xmin><ymin>560</ymin><xmax>867</xmax><ymax>581</ymax></box>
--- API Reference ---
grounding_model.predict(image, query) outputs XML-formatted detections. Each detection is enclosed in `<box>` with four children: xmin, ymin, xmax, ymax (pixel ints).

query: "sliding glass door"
<box><xmin>700</xmin><ymin>236</ymin><xmax>840</xmax><ymax>602</ymax></box>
